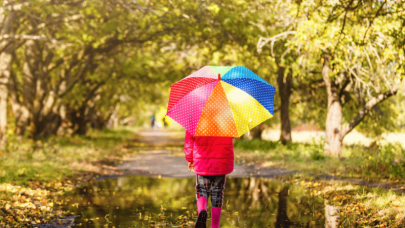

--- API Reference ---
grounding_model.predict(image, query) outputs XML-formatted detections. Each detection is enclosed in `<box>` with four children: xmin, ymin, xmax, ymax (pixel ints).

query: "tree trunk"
<box><xmin>0</xmin><ymin>51</ymin><xmax>11</xmax><ymax>147</ymax></box>
<box><xmin>14</xmin><ymin>107</ymin><xmax>30</xmax><ymax>136</ymax></box>
<box><xmin>43</xmin><ymin>112</ymin><xmax>62</xmax><ymax>137</ymax></box>
<box><xmin>322</xmin><ymin>55</ymin><xmax>343</xmax><ymax>157</ymax></box>
<box><xmin>9</xmin><ymin>75</ymin><xmax>30</xmax><ymax>137</ymax></box>
<box><xmin>21</xmin><ymin>40</ymin><xmax>63</xmax><ymax>139</ymax></box>
<box><xmin>88</xmin><ymin>106</ymin><xmax>106</xmax><ymax>130</ymax></box>
<box><xmin>106</xmin><ymin>105</ymin><xmax>120</xmax><ymax>129</ymax></box>
<box><xmin>277</xmin><ymin>64</ymin><xmax>293</xmax><ymax>145</ymax></box>
<box><xmin>0</xmin><ymin>0</ymin><xmax>15</xmax><ymax>147</ymax></box>
<box><xmin>74</xmin><ymin>106</ymin><xmax>87</xmax><ymax>135</ymax></box>
<box><xmin>22</xmin><ymin>39</ymin><xmax>38</xmax><ymax>130</ymax></box>
<box><xmin>22</xmin><ymin>40</ymin><xmax>46</xmax><ymax>139</ymax></box>
<box><xmin>66</xmin><ymin>105</ymin><xmax>89</xmax><ymax>136</ymax></box>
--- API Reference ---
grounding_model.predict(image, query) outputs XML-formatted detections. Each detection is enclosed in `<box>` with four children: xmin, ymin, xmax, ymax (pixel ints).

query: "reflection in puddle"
<box><xmin>57</xmin><ymin>176</ymin><xmax>326</xmax><ymax>227</ymax></box>
<box><xmin>325</xmin><ymin>202</ymin><xmax>340</xmax><ymax>228</ymax></box>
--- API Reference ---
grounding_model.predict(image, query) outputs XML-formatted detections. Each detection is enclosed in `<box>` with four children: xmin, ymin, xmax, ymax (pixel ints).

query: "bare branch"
<box><xmin>257</xmin><ymin>31</ymin><xmax>297</xmax><ymax>56</ymax></box>
<box><xmin>0</xmin><ymin>34</ymin><xmax>58</xmax><ymax>43</ymax></box>
<box><xmin>340</xmin><ymin>85</ymin><xmax>399</xmax><ymax>138</ymax></box>
<box><xmin>364</xmin><ymin>46</ymin><xmax>373</xmax><ymax>71</ymax></box>
<box><xmin>280</xmin><ymin>47</ymin><xmax>292</xmax><ymax>60</ymax></box>
<box><xmin>339</xmin><ymin>76</ymin><xmax>351</xmax><ymax>98</ymax></box>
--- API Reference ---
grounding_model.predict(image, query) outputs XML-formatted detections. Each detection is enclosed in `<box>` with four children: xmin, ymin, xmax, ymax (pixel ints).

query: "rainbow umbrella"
<box><xmin>166</xmin><ymin>66</ymin><xmax>275</xmax><ymax>137</ymax></box>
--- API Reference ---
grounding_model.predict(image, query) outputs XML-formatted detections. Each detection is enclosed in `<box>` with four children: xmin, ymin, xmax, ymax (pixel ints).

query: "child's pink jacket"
<box><xmin>184</xmin><ymin>131</ymin><xmax>234</xmax><ymax>175</ymax></box>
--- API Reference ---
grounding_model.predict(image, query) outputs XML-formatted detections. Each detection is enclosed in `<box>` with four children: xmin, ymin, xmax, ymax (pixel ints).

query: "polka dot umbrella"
<box><xmin>166</xmin><ymin>66</ymin><xmax>275</xmax><ymax>137</ymax></box>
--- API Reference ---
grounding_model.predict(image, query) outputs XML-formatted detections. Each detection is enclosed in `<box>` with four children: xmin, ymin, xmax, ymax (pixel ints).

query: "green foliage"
<box><xmin>3</xmin><ymin>0</ymin><xmax>403</xmax><ymax>140</ymax></box>
<box><xmin>234</xmin><ymin>138</ymin><xmax>317</xmax><ymax>162</ymax></box>
<box><xmin>309</xmin><ymin>138</ymin><xmax>326</xmax><ymax>161</ymax></box>
<box><xmin>355</xmin><ymin>142</ymin><xmax>405</xmax><ymax>179</ymax></box>
<box><xmin>233</xmin><ymin>138</ymin><xmax>280</xmax><ymax>151</ymax></box>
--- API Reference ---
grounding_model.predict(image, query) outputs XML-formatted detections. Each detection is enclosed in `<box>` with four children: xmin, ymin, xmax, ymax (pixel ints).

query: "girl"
<box><xmin>184</xmin><ymin>131</ymin><xmax>234</xmax><ymax>228</ymax></box>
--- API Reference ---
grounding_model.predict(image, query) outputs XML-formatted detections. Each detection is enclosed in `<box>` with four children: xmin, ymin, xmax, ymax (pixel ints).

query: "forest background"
<box><xmin>1</xmin><ymin>0</ymin><xmax>404</xmax><ymax>155</ymax></box>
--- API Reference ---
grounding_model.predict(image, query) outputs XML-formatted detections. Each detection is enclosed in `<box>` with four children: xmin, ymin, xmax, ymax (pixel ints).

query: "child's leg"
<box><xmin>210</xmin><ymin>175</ymin><xmax>226</xmax><ymax>228</ymax></box>
<box><xmin>195</xmin><ymin>175</ymin><xmax>209</xmax><ymax>213</ymax></box>
<box><xmin>195</xmin><ymin>175</ymin><xmax>210</xmax><ymax>228</ymax></box>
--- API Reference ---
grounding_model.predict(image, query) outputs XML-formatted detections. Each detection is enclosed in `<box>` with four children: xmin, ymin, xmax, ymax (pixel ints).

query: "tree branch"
<box><xmin>339</xmin><ymin>75</ymin><xmax>351</xmax><ymax>98</ymax></box>
<box><xmin>340</xmin><ymin>86</ymin><xmax>399</xmax><ymax>139</ymax></box>
<box><xmin>334</xmin><ymin>0</ymin><xmax>355</xmax><ymax>50</ymax></box>
<box><xmin>257</xmin><ymin>31</ymin><xmax>297</xmax><ymax>55</ymax></box>
<box><xmin>0</xmin><ymin>34</ymin><xmax>58</xmax><ymax>42</ymax></box>
<box><xmin>361</xmin><ymin>0</ymin><xmax>386</xmax><ymax>44</ymax></box>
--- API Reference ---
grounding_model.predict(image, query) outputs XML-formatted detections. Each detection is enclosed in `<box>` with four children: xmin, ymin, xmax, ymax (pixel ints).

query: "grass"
<box><xmin>234</xmin><ymin>138</ymin><xmax>405</xmax><ymax>181</ymax></box>
<box><xmin>0</xmin><ymin>127</ymin><xmax>140</xmax><ymax>186</ymax></box>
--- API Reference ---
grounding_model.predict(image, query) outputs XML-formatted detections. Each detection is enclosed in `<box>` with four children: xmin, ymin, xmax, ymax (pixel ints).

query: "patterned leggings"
<box><xmin>196</xmin><ymin>175</ymin><xmax>226</xmax><ymax>208</ymax></box>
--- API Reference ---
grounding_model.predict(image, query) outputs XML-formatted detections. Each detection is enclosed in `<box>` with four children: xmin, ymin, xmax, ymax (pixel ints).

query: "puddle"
<box><xmin>56</xmin><ymin>176</ymin><xmax>327</xmax><ymax>227</ymax></box>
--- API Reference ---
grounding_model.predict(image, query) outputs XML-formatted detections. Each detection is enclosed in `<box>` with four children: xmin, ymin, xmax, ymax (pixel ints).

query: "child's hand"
<box><xmin>188</xmin><ymin>162</ymin><xmax>195</xmax><ymax>173</ymax></box>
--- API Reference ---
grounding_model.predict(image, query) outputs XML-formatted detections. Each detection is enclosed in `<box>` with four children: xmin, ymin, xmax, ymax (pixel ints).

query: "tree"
<box><xmin>257</xmin><ymin>1</ymin><xmax>321</xmax><ymax>144</ymax></box>
<box><xmin>6</xmin><ymin>0</ymin><xmax>192</xmax><ymax>138</ymax></box>
<box><xmin>0</xmin><ymin>0</ymin><xmax>15</xmax><ymax>147</ymax></box>
<box><xmin>290</xmin><ymin>0</ymin><xmax>404</xmax><ymax>156</ymax></box>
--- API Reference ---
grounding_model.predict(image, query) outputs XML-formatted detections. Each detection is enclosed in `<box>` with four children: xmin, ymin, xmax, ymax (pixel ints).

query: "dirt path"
<box><xmin>116</xmin><ymin>129</ymin><xmax>296</xmax><ymax>178</ymax></box>
<box><xmin>114</xmin><ymin>129</ymin><xmax>405</xmax><ymax>193</ymax></box>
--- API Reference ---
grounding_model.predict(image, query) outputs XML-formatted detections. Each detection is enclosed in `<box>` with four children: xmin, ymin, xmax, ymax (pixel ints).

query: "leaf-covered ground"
<box><xmin>0</xmin><ymin>181</ymin><xmax>76</xmax><ymax>227</ymax></box>
<box><xmin>0</xmin><ymin>127</ymin><xmax>141</xmax><ymax>227</ymax></box>
<box><xmin>293</xmin><ymin>179</ymin><xmax>405</xmax><ymax>227</ymax></box>
<box><xmin>234</xmin><ymin>138</ymin><xmax>405</xmax><ymax>227</ymax></box>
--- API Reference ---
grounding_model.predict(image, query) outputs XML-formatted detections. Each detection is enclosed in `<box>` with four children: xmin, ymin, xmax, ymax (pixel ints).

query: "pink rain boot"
<box><xmin>211</xmin><ymin>207</ymin><xmax>221</xmax><ymax>228</ymax></box>
<box><xmin>197</xmin><ymin>196</ymin><xmax>207</xmax><ymax>213</ymax></box>
<box><xmin>195</xmin><ymin>197</ymin><xmax>208</xmax><ymax>228</ymax></box>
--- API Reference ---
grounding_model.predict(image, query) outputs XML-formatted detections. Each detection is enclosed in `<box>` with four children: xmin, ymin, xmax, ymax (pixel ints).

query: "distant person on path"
<box><xmin>150</xmin><ymin>115</ymin><xmax>155</xmax><ymax>128</ymax></box>
<box><xmin>162</xmin><ymin>116</ymin><xmax>168</xmax><ymax>128</ymax></box>
<box><xmin>184</xmin><ymin>131</ymin><xmax>234</xmax><ymax>228</ymax></box>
